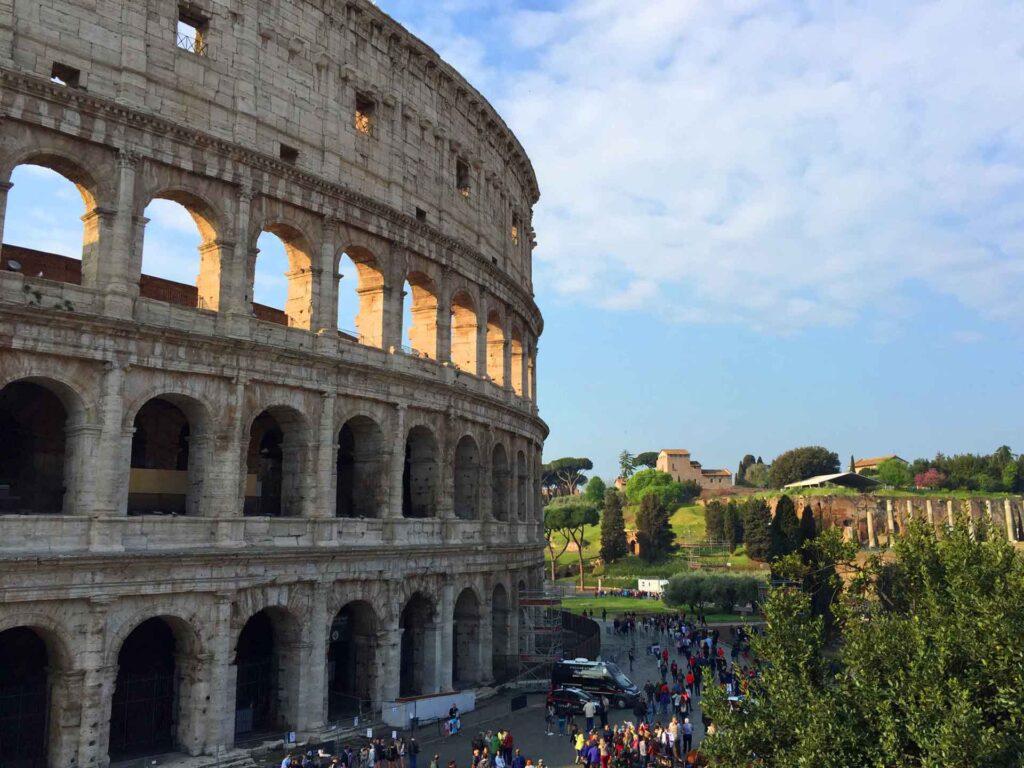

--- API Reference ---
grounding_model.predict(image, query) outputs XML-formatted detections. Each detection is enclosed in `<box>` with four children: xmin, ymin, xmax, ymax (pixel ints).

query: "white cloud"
<box><xmin>462</xmin><ymin>0</ymin><xmax>1024</xmax><ymax>333</ymax></box>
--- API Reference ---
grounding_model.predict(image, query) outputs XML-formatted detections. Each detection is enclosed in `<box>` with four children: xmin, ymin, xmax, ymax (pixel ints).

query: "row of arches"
<box><xmin>0</xmin><ymin>378</ymin><xmax>540</xmax><ymax>520</ymax></box>
<box><xmin>1</xmin><ymin>159</ymin><xmax>537</xmax><ymax>398</ymax></box>
<box><xmin>0</xmin><ymin>583</ymin><xmax>524</xmax><ymax>765</ymax></box>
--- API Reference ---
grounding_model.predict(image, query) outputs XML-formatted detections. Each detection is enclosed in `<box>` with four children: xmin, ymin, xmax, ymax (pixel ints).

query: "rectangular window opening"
<box><xmin>50</xmin><ymin>62</ymin><xmax>81</xmax><ymax>88</ymax></box>
<box><xmin>177</xmin><ymin>9</ymin><xmax>209</xmax><ymax>56</ymax></box>
<box><xmin>355</xmin><ymin>94</ymin><xmax>375</xmax><ymax>135</ymax></box>
<box><xmin>415</xmin><ymin>207</ymin><xmax>428</xmax><ymax>223</ymax></box>
<box><xmin>456</xmin><ymin>159</ymin><xmax>471</xmax><ymax>197</ymax></box>
<box><xmin>279</xmin><ymin>143</ymin><xmax>299</xmax><ymax>164</ymax></box>
<box><xmin>511</xmin><ymin>212</ymin><xmax>520</xmax><ymax>244</ymax></box>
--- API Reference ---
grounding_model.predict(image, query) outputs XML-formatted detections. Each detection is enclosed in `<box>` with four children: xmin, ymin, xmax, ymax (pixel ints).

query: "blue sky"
<box><xmin>7</xmin><ymin>0</ymin><xmax>1024</xmax><ymax>483</ymax></box>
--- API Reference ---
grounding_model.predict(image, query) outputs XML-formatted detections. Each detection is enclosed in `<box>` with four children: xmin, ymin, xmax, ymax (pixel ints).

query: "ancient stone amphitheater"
<box><xmin>0</xmin><ymin>1</ymin><xmax>546</xmax><ymax>765</ymax></box>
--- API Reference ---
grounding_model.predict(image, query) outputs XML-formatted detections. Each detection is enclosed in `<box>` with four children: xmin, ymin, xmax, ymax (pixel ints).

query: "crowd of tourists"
<box><xmin>280</xmin><ymin>736</ymin><xmax>425</xmax><ymax>768</ymax></box>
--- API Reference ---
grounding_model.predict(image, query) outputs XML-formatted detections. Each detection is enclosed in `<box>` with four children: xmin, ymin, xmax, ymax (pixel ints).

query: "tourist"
<box><xmin>545</xmin><ymin>702</ymin><xmax>555</xmax><ymax>735</ymax></box>
<box><xmin>408</xmin><ymin>739</ymin><xmax>419</xmax><ymax>768</ymax></box>
<box><xmin>449</xmin><ymin>704</ymin><xmax>461</xmax><ymax>735</ymax></box>
<box><xmin>511</xmin><ymin>748</ymin><xmax>525</xmax><ymax>768</ymax></box>
<box><xmin>430</xmin><ymin>755</ymin><xmax>439</xmax><ymax>768</ymax></box>
<box><xmin>682</xmin><ymin>718</ymin><xmax>693</xmax><ymax>753</ymax></box>
<box><xmin>583</xmin><ymin>697</ymin><xmax>598</xmax><ymax>733</ymax></box>
<box><xmin>501</xmin><ymin>730</ymin><xmax>514</xmax><ymax>766</ymax></box>
<box><xmin>599</xmin><ymin>695</ymin><xmax>610</xmax><ymax>728</ymax></box>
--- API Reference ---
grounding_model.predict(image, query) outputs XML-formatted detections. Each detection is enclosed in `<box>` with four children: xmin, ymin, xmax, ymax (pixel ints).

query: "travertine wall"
<box><xmin>0</xmin><ymin>1</ymin><xmax>546</xmax><ymax>766</ymax></box>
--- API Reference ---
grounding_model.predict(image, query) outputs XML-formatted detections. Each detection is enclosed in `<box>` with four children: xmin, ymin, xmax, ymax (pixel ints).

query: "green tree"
<box><xmin>704</xmin><ymin>500</ymin><xmax>726</xmax><ymax>542</ymax></box>
<box><xmin>582</xmin><ymin>475</ymin><xmax>607</xmax><ymax>503</ymax></box>
<box><xmin>544</xmin><ymin>496</ymin><xmax>600</xmax><ymax>588</ymax></box>
<box><xmin>635</xmin><ymin>493</ymin><xmax>675</xmax><ymax>563</ymax></box>
<box><xmin>723</xmin><ymin>502</ymin><xmax>744</xmax><ymax>552</ymax></box>
<box><xmin>799</xmin><ymin>503</ymin><xmax>817</xmax><ymax>548</ymax></box>
<box><xmin>663</xmin><ymin>573</ymin><xmax>711</xmax><ymax>614</ymax></box>
<box><xmin>702</xmin><ymin>519</ymin><xmax>1024</xmax><ymax>767</ymax></box>
<box><xmin>709</xmin><ymin>575</ymin><xmax>761</xmax><ymax>613</ymax></box>
<box><xmin>742</xmin><ymin>498</ymin><xmax>772</xmax><ymax>561</ymax></box>
<box><xmin>634</xmin><ymin>451</ymin><xmax>660</xmax><ymax>469</ymax></box>
<box><xmin>623</xmin><ymin>469</ymin><xmax>699</xmax><ymax>508</ymax></box>
<box><xmin>1002</xmin><ymin>462</ymin><xmax>1020</xmax><ymax>493</ymax></box>
<box><xmin>876</xmin><ymin>458</ymin><xmax>912</xmax><ymax>488</ymax></box>
<box><xmin>744</xmin><ymin>461</ymin><xmax>770</xmax><ymax>488</ymax></box>
<box><xmin>599</xmin><ymin>488</ymin><xmax>628</xmax><ymax>564</ymax></box>
<box><xmin>767</xmin><ymin>445</ymin><xmax>840</xmax><ymax>488</ymax></box>
<box><xmin>541</xmin><ymin>457</ymin><xmax>593</xmax><ymax>497</ymax></box>
<box><xmin>769</xmin><ymin>494</ymin><xmax>801</xmax><ymax>559</ymax></box>
<box><xmin>618</xmin><ymin>450</ymin><xmax>636</xmax><ymax>480</ymax></box>
<box><xmin>543</xmin><ymin>504</ymin><xmax>572</xmax><ymax>581</ymax></box>
<box><xmin>737</xmin><ymin>454</ymin><xmax>756</xmax><ymax>484</ymax></box>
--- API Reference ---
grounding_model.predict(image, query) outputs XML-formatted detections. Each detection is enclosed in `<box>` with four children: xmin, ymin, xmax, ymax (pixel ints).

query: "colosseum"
<box><xmin>0</xmin><ymin>1</ymin><xmax>546</xmax><ymax>765</ymax></box>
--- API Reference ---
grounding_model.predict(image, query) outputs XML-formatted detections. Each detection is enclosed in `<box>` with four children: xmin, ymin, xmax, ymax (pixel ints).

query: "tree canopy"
<box><xmin>767</xmin><ymin>445</ymin><xmax>840</xmax><ymax>488</ymax></box>
<box><xmin>703</xmin><ymin>520</ymin><xmax>1024</xmax><ymax>766</ymax></box>
<box><xmin>876</xmin><ymin>458</ymin><xmax>912</xmax><ymax>488</ymax></box>
<box><xmin>599</xmin><ymin>488</ymin><xmax>628</xmax><ymax>563</ymax></box>
<box><xmin>662</xmin><ymin>572</ymin><xmax>760</xmax><ymax>615</ymax></box>
<box><xmin>634</xmin><ymin>451</ymin><xmax>660</xmax><ymax>469</ymax></box>
<box><xmin>635</xmin><ymin>493</ymin><xmax>675</xmax><ymax>563</ymax></box>
<box><xmin>582</xmin><ymin>475</ymin><xmax>607</xmax><ymax>503</ymax></box>
<box><xmin>907</xmin><ymin>446</ymin><xmax>1023</xmax><ymax>492</ymax></box>
<box><xmin>768</xmin><ymin>494</ymin><xmax>802</xmax><ymax>559</ymax></box>
<box><xmin>541</xmin><ymin>457</ymin><xmax>593</xmax><ymax>497</ymax></box>
<box><xmin>543</xmin><ymin>496</ymin><xmax>599</xmax><ymax>587</ymax></box>
<box><xmin>741</xmin><ymin>498</ymin><xmax>772</xmax><ymax>561</ymax></box>
<box><xmin>623</xmin><ymin>468</ymin><xmax>700</xmax><ymax>509</ymax></box>
<box><xmin>618</xmin><ymin>450</ymin><xmax>636</xmax><ymax>480</ymax></box>
<box><xmin>744</xmin><ymin>461</ymin><xmax>770</xmax><ymax>488</ymax></box>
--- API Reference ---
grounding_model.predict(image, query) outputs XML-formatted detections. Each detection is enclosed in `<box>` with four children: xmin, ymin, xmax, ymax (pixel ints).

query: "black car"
<box><xmin>546</xmin><ymin>686</ymin><xmax>599</xmax><ymax>715</ymax></box>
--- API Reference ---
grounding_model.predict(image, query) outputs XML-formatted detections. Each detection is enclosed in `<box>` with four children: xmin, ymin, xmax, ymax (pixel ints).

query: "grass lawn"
<box><xmin>560</xmin><ymin>595</ymin><xmax>751</xmax><ymax>624</ymax></box>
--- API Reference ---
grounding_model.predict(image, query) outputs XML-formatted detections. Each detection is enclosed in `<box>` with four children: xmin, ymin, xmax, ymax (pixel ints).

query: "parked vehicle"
<box><xmin>551</xmin><ymin>658</ymin><xmax>641</xmax><ymax>708</ymax></box>
<box><xmin>545</xmin><ymin>685</ymin><xmax>599</xmax><ymax>715</ymax></box>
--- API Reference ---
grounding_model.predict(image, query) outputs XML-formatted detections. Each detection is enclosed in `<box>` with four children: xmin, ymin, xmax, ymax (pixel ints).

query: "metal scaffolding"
<box><xmin>515</xmin><ymin>585</ymin><xmax>564</xmax><ymax>686</ymax></box>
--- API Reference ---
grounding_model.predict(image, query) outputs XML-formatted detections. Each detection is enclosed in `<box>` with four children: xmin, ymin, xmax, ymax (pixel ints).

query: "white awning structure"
<box><xmin>784</xmin><ymin>471</ymin><xmax>881</xmax><ymax>491</ymax></box>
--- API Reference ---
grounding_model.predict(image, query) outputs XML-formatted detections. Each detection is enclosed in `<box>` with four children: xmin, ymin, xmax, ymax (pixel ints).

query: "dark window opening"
<box><xmin>355</xmin><ymin>94</ymin><xmax>375</xmax><ymax>135</ymax></box>
<box><xmin>177</xmin><ymin>8</ymin><xmax>209</xmax><ymax>56</ymax></box>
<box><xmin>415</xmin><ymin>207</ymin><xmax>427</xmax><ymax>223</ymax></box>
<box><xmin>50</xmin><ymin>62</ymin><xmax>81</xmax><ymax>88</ymax></box>
<box><xmin>279</xmin><ymin>144</ymin><xmax>298</xmax><ymax>164</ymax></box>
<box><xmin>456</xmin><ymin>159</ymin><xmax>471</xmax><ymax>197</ymax></box>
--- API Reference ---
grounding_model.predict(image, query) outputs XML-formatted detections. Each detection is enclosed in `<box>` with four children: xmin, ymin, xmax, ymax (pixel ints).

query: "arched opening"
<box><xmin>129</xmin><ymin>397</ymin><xmax>203</xmax><ymax>515</ymax></box>
<box><xmin>399</xmin><ymin>593</ymin><xmax>437</xmax><ymax>697</ymax></box>
<box><xmin>234</xmin><ymin>610</ymin><xmax>281</xmax><ymax>740</ymax></box>
<box><xmin>402</xmin><ymin>426</ymin><xmax>438</xmax><ymax>519</ymax></box>
<box><xmin>0</xmin><ymin>628</ymin><xmax>50</xmax><ymax>766</ymax></box>
<box><xmin>245</xmin><ymin>408</ymin><xmax>308</xmax><ymax>517</ymax></box>
<box><xmin>491</xmin><ymin>444</ymin><xmax>510</xmax><ymax>522</ymax></box>
<box><xmin>253</xmin><ymin>226</ymin><xmax>313</xmax><ymax>329</ymax></box>
<box><xmin>486</xmin><ymin>310</ymin><xmax>505</xmax><ymax>386</ymax></box>
<box><xmin>1</xmin><ymin>162</ymin><xmax>99</xmax><ymax>288</ymax></box>
<box><xmin>452</xmin><ymin>588</ymin><xmax>481</xmax><ymax>688</ymax></box>
<box><xmin>404</xmin><ymin>272</ymin><xmax>438</xmax><ymax>358</ymax></box>
<box><xmin>139</xmin><ymin>195</ymin><xmax>220</xmax><ymax>310</ymax></box>
<box><xmin>336</xmin><ymin>416</ymin><xmax>385</xmax><ymax>518</ymax></box>
<box><xmin>516</xmin><ymin>451</ymin><xmax>528</xmax><ymax>522</ymax></box>
<box><xmin>0</xmin><ymin>381</ymin><xmax>70</xmax><ymax>514</ymax></box>
<box><xmin>108</xmin><ymin>618</ymin><xmax>178</xmax><ymax>759</ymax></box>
<box><xmin>453</xmin><ymin>435</ymin><xmax>480</xmax><ymax>521</ymax></box>
<box><xmin>336</xmin><ymin>248</ymin><xmax>385</xmax><ymax>347</ymax></box>
<box><xmin>491</xmin><ymin>585</ymin><xmax>511</xmax><ymax>682</ymax></box>
<box><xmin>510</xmin><ymin>328</ymin><xmax>525</xmax><ymax>397</ymax></box>
<box><xmin>327</xmin><ymin>602</ymin><xmax>378</xmax><ymax>720</ymax></box>
<box><xmin>450</xmin><ymin>292</ymin><xmax>478</xmax><ymax>374</ymax></box>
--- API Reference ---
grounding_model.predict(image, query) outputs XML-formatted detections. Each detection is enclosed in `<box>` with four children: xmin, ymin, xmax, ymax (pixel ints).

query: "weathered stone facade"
<box><xmin>0</xmin><ymin>1</ymin><xmax>545</xmax><ymax>766</ymax></box>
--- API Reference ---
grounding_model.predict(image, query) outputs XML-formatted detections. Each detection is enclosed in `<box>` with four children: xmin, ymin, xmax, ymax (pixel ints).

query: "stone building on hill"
<box><xmin>0</xmin><ymin>1</ymin><xmax>546</xmax><ymax>766</ymax></box>
<box><xmin>657</xmin><ymin>448</ymin><xmax>733</xmax><ymax>490</ymax></box>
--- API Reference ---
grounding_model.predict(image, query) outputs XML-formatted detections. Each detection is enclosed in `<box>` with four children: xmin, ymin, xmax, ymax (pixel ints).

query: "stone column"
<box><xmin>529</xmin><ymin>345</ymin><xmax>538</xmax><ymax>403</ymax></box>
<box><xmin>102</xmin><ymin>149</ymin><xmax>140</xmax><ymax>318</ymax></box>
<box><xmin>49</xmin><ymin>669</ymin><xmax>85</xmax><ymax>768</ymax></box>
<box><xmin>1004</xmin><ymin>499</ymin><xmax>1016</xmax><ymax>541</ymax></box>
<box><xmin>313</xmin><ymin>393</ymin><xmax>337</xmax><ymax>518</ymax></box>
<box><xmin>0</xmin><ymin>1</ymin><xmax>13</xmax><ymax>66</ymax></box>
<box><xmin>436</xmin><ymin>581</ymin><xmax>454</xmax><ymax>692</ymax></box>
<box><xmin>206</xmin><ymin>378</ymin><xmax>246</xmax><ymax>521</ymax></box>
<box><xmin>885</xmin><ymin>499</ymin><xmax>896</xmax><ymax>545</ymax></box>
<box><xmin>176</xmin><ymin>651</ymin><xmax>210</xmax><ymax>756</ymax></box>
<box><xmin>907</xmin><ymin>499</ymin><xmax>914</xmax><ymax>521</ymax></box>
<box><xmin>985</xmin><ymin>499</ymin><xmax>994</xmax><ymax>525</ymax></box>
<box><xmin>866</xmin><ymin>502</ymin><xmax>877</xmax><ymax>548</ymax></box>
<box><xmin>92</xmin><ymin>363</ymin><xmax>128</xmax><ymax>516</ymax></box>
<box><xmin>219</xmin><ymin>186</ymin><xmax>254</xmax><ymax>337</ymax></box>
<box><xmin>479</xmin><ymin>598</ymin><xmax>494</xmax><ymax>685</ymax></box>
<box><xmin>925</xmin><ymin>499</ymin><xmax>934</xmax><ymax>526</ymax></box>
<box><xmin>946</xmin><ymin>499</ymin><xmax>955</xmax><ymax>527</ymax></box>
<box><xmin>315</xmin><ymin>219</ymin><xmax>340</xmax><ymax>335</ymax></box>
<box><xmin>475</xmin><ymin>304</ymin><xmax>488</xmax><ymax>378</ymax></box>
<box><xmin>383</xmin><ymin>252</ymin><xmax>405</xmax><ymax>351</ymax></box>
<box><xmin>376</xmin><ymin>626</ymin><xmax>403</xmax><ymax>705</ymax></box>
<box><xmin>386</xmin><ymin>405</ymin><xmax>407</xmax><ymax>521</ymax></box>
<box><xmin>297</xmin><ymin>585</ymin><xmax>328</xmax><ymax>732</ymax></box>
<box><xmin>507</xmin><ymin>597</ymin><xmax>520</xmax><ymax>679</ymax></box>
<box><xmin>64</xmin><ymin>421</ymin><xmax>100</xmax><ymax>515</ymax></box>
<box><xmin>509</xmin><ymin>443</ymin><xmax>520</xmax><ymax>526</ymax></box>
<box><xmin>77</xmin><ymin>599</ymin><xmax>116</xmax><ymax>768</ymax></box>
<box><xmin>502</xmin><ymin>319</ymin><xmax>513</xmax><ymax>392</ymax></box>
<box><xmin>207</xmin><ymin>593</ymin><xmax>235</xmax><ymax>755</ymax></box>
<box><xmin>436</xmin><ymin>295</ymin><xmax>452</xmax><ymax>363</ymax></box>
<box><xmin>0</xmin><ymin>180</ymin><xmax>11</xmax><ymax>245</ymax></box>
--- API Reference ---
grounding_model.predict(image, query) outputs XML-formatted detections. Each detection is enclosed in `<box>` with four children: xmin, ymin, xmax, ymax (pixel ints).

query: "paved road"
<box><xmin>411</xmin><ymin>621</ymin><xmax>731</xmax><ymax>768</ymax></box>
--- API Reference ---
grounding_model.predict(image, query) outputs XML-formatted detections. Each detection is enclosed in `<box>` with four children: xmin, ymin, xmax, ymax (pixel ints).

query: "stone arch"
<box><xmin>452</xmin><ymin>587</ymin><xmax>482</xmax><ymax>688</ymax></box>
<box><xmin>491</xmin><ymin>443</ymin><xmax>510</xmax><ymax>522</ymax></box>
<box><xmin>232</xmin><ymin>605</ymin><xmax>303</xmax><ymax>742</ymax></box>
<box><xmin>491</xmin><ymin>583</ymin><xmax>511</xmax><ymax>681</ymax></box>
<box><xmin>251</xmin><ymin>220</ymin><xmax>316</xmax><ymax>329</ymax></box>
<box><xmin>0</xmin><ymin>376</ymin><xmax>90</xmax><ymax>514</ymax></box>
<box><xmin>485</xmin><ymin>309</ymin><xmax>505</xmax><ymax>386</ymax></box>
<box><xmin>336</xmin><ymin>244</ymin><xmax>386</xmax><ymax>348</ymax></box>
<box><xmin>399</xmin><ymin>592</ymin><xmax>438</xmax><ymax>697</ymax></box>
<box><xmin>403</xmin><ymin>424</ymin><xmax>439</xmax><ymax>519</ymax></box>
<box><xmin>453</xmin><ymin>434</ymin><xmax>481</xmax><ymax>520</ymax></box>
<box><xmin>2</xmin><ymin>151</ymin><xmax>104</xmax><ymax>288</ymax></box>
<box><xmin>138</xmin><ymin>187</ymin><xmax>225</xmax><ymax>311</ymax></box>
<box><xmin>450</xmin><ymin>290</ymin><xmax>478</xmax><ymax>373</ymax></box>
<box><xmin>510</xmin><ymin>326</ymin><xmax>525</xmax><ymax>397</ymax></box>
<box><xmin>336</xmin><ymin>414</ymin><xmax>386</xmax><ymax>518</ymax></box>
<box><xmin>516</xmin><ymin>450</ymin><xmax>528</xmax><ymax>522</ymax></box>
<box><xmin>403</xmin><ymin>270</ymin><xmax>438</xmax><ymax>358</ymax></box>
<box><xmin>244</xmin><ymin>405</ymin><xmax>313</xmax><ymax>517</ymax></box>
<box><xmin>327</xmin><ymin>600</ymin><xmax>379</xmax><ymax>719</ymax></box>
<box><xmin>126</xmin><ymin>393</ymin><xmax>212</xmax><ymax>516</ymax></box>
<box><xmin>107</xmin><ymin>614</ymin><xmax>203</xmax><ymax>760</ymax></box>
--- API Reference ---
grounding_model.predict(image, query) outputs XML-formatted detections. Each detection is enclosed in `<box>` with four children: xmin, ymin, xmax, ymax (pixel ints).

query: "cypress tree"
<box><xmin>769</xmin><ymin>494</ymin><xmax>801</xmax><ymax>558</ymax></box>
<box><xmin>743</xmin><ymin>499</ymin><xmax>772</xmax><ymax>561</ymax></box>
<box><xmin>599</xmin><ymin>488</ymin><xmax>628</xmax><ymax>563</ymax></box>
<box><xmin>800</xmin><ymin>503</ymin><xmax>818</xmax><ymax>545</ymax></box>
<box><xmin>636</xmin><ymin>493</ymin><xmax>674</xmax><ymax>563</ymax></box>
